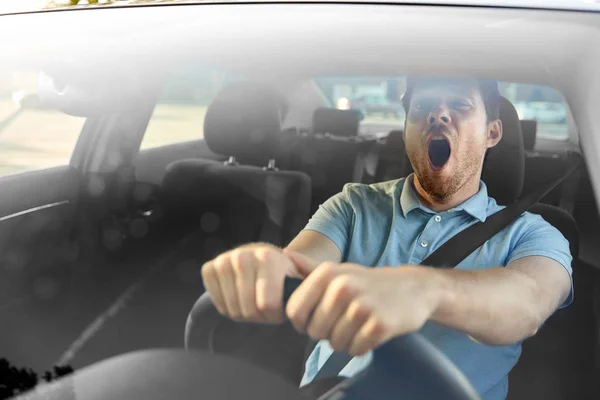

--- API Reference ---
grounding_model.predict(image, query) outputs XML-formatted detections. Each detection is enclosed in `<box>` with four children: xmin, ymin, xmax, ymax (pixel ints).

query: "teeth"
<box><xmin>431</xmin><ymin>137</ymin><xmax>446</xmax><ymax>141</ymax></box>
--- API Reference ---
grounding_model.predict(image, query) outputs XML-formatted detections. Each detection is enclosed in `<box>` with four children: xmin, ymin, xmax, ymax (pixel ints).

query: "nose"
<box><xmin>427</xmin><ymin>107</ymin><xmax>451</xmax><ymax>126</ymax></box>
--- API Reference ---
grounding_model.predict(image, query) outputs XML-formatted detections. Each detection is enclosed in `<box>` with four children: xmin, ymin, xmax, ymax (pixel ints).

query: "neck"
<box><xmin>413</xmin><ymin>174</ymin><xmax>481</xmax><ymax>212</ymax></box>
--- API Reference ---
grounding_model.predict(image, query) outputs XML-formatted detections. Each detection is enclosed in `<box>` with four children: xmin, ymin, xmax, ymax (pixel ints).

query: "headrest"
<box><xmin>203</xmin><ymin>81</ymin><xmax>286</xmax><ymax>164</ymax></box>
<box><xmin>385</xmin><ymin>130</ymin><xmax>405</xmax><ymax>151</ymax></box>
<box><xmin>520</xmin><ymin>119</ymin><xmax>537</xmax><ymax>151</ymax></box>
<box><xmin>481</xmin><ymin>96</ymin><xmax>525</xmax><ymax>205</ymax></box>
<box><xmin>313</xmin><ymin>108</ymin><xmax>361</xmax><ymax>137</ymax></box>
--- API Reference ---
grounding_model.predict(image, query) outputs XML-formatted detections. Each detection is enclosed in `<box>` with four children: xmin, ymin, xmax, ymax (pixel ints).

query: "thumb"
<box><xmin>283</xmin><ymin>249</ymin><xmax>320</xmax><ymax>278</ymax></box>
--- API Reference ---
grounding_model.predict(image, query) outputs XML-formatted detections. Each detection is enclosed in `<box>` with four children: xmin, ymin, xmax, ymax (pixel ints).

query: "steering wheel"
<box><xmin>185</xmin><ymin>277</ymin><xmax>481</xmax><ymax>400</ymax></box>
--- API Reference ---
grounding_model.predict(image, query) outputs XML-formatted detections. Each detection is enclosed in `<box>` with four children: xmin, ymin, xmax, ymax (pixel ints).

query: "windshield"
<box><xmin>0</xmin><ymin>4</ymin><xmax>594</xmax><ymax>400</ymax></box>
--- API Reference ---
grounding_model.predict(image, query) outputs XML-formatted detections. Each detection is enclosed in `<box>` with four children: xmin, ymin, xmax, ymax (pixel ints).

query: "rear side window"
<box><xmin>315</xmin><ymin>77</ymin><xmax>569</xmax><ymax>142</ymax></box>
<box><xmin>498</xmin><ymin>83</ymin><xmax>568</xmax><ymax>140</ymax></box>
<box><xmin>315</xmin><ymin>76</ymin><xmax>406</xmax><ymax>137</ymax></box>
<box><xmin>140</xmin><ymin>66</ymin><xmax>242</xmax><ymax>150</ymax></box>
<box><xmin>0</xmin><ymin>67</ymin><xmax>85</xmax><ymax>177</ymax></box>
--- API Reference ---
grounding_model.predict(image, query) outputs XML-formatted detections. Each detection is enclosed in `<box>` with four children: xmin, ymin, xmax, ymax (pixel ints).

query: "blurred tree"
<box><xmin>45</xmin><ymin>0</ymin><xmax>104</xmax><ymax>7</ymax></box>
<box><xmin>0</xmin><ymin>358</ymin><xmax>74</xmax><ymax>400</ymax></box>
<box><xmin>0</xmin><ymin>358</ymin><xmax>39</xmax><ymax>399</ymax></box>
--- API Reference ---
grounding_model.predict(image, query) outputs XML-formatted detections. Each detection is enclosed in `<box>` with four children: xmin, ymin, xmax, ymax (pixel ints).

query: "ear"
<box><xmin>486</xmin><ymin>119</ymin><xmax>502</xmax><ymax>149</ymax></box>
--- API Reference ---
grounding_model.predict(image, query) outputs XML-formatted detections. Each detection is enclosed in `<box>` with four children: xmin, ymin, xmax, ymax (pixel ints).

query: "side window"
<box><xmin>316</xmin><ymin>76</ymin><xmax>407</xmax><ymax>136</ymax></box>
<box><xmin>140</xmin><ymin>66</ymin><xmax>241</xmax><ymax>150</ymax></box>
<box><xmin>499</xmin><ymin>82</ymin><xmax>568</xmax><ymax>141</ymax></box>
<box><xmin>0</xmin><ymin>68</ymin><xmax>85</xmax><ymax>177</ymax></box>
<box><xmin>317</xmin><ymin>77</ymin><xmax>569</xmax><ymax>143</ymax></box>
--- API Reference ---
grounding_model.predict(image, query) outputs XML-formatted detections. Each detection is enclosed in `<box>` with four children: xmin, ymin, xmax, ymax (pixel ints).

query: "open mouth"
<box><xmin>427</xmin><ymin>135</ymin><xmax>451</xmax><ymax>171</ymax></box>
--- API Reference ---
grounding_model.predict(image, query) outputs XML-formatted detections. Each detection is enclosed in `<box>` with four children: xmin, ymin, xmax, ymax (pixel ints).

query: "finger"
<box><xmin>306</xmin><ymin>277</ymin><xmax>354</xmax><ymax>341</ymax></box>
<box><xmin>348</xmin><ymin>317</ymin><xmax>390</xmax><ymax>356</ymax></box>
<box><xmin>286</xmin><ymin>262</ymin><xmax>337</xmax><ymax>332</ymax></box>
<box><xmin>283</xmin><ymin>249</ymin><xmax>320</xmax><ymax>277</ymax></box>
<box><xmin>255</xmin><ymin>248</ymin><xmax>285</xmax><ymax>323</ymax></box>
<box><xmin>329</xmin><ymin>301</ymin><xmax>370</xmax><ymax>352</ymax></box>
<box><xmin>214</xmin><ymin>254</ymin><xmax>242</xmax><ymax>319</ymax></box>
<box><xmin>201</xmin><ymin>261</ymin><xmax>227</xmax><ymax>315</ymax></box>
<box><xmin>231</xmin><ymin>250</ymin><xmax>261</xmax><ymax>321</ymax></box>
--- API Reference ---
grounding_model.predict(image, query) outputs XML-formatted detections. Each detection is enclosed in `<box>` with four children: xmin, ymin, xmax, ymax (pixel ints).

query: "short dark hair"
<box><xmin>401</xmin><ymin>77</ymin><xmax>501</xmax><ymax>122</ymax></box>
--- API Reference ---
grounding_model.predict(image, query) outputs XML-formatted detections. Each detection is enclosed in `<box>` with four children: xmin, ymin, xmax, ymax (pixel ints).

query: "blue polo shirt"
<box><xmin>299</xmin><ymin>175</ymin><xmax>573</xmax><ymax>400</ymax></box>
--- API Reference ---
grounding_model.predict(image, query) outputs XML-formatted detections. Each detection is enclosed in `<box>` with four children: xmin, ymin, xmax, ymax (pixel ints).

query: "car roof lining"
<box><xmin>1</xmin><ymin>4</ymin><xmax>594</xmax><ymax>81</ymax></box>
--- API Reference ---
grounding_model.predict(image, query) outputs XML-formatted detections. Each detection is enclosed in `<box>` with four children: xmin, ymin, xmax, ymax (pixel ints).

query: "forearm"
<box><xmin>237</xmin><ymin>232</ymin><xmax>341</xmax><ymax>266</ymax></box>
<box><xmin>424</xmin><ymin>266</ymin><xmax>549</xmax><ymax>346</ymax></box>
<box><xmin>285</xmin><ymin>231</ymin><xmax>342</xmax><ymax>264</ymax></box>
<box><xmin>239</xmin><ymin>242</ymin><xmax>280</xmax><ymax>250</ymax></box>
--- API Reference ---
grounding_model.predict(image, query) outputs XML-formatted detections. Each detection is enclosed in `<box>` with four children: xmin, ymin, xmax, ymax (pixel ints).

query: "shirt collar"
<box><xmin>399</xmin><ymin>174</ymin><xmax>489</xmax><ymax>222</ymax></box>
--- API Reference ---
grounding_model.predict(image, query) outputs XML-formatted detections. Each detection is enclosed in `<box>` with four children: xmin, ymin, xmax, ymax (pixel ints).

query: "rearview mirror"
<box><xmin>36</xmin><ymin>70</ymin><xmax>118</xmax><ymax>117</ymax></box>
<box><xmin>35</xmin><ymin>63</ymin><xmax>160</xmax><ymax>117</ymax></box>
<box><xmin>0</xmin><ymin>91</ymin><xmax>46</xmax><ymax>134</ymax></box>
<box><xmin>12</xmin><ymin>91</ymin><xmax>44</xmax><ymax>110</ymax></box>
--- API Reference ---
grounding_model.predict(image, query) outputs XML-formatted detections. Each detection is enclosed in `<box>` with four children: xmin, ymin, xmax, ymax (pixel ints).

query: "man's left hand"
<box><xmin>283</xmin><ymin>249</ymin><xmax>446</xmax><ymax>356</ymax></box>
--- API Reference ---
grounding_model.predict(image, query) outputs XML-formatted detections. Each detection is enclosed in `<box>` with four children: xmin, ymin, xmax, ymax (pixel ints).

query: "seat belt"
<box><xmin>352</xmin><ymin>139</ymin><xmax>381</xmax><ymax>184</ymax></box>
<box><xmin>558</xmin><ymin>152</ymin><xmax>583</xmax><ymax>216</ymax></box>
<box><xmin>310</xmin><ymin>162</ymin><xmax>580</xmax><ymax>382</ymax></box>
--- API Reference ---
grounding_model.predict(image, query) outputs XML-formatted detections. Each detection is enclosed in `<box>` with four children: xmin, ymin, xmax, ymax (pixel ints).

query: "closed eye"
<box><xmin>449</xmin><ymin>99</ymin><xmax>472</xmax><ymax>110</ymax></box>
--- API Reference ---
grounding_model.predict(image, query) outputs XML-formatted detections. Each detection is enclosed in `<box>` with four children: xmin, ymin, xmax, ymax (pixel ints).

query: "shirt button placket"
<box><xmin>416</xmin><ymin>214</ymin><xmax>442</xmax><ymax>260</ymax></box>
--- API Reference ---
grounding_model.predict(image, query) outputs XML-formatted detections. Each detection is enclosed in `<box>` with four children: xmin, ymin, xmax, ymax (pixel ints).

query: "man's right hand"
<box><xmin>201</xmin><ymin>244</ymin><xmax>303</xmax><ymax>324</ymax></box>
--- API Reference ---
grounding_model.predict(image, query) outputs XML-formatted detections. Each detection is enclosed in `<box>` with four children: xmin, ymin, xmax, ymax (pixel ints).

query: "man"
<box><xmin>201</xmin><ymin>77</ymin><xmax>573</xmax><ymax>399</ymax></box>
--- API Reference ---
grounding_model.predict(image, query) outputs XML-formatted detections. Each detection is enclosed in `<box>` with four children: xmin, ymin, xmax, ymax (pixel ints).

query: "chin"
<box><xmin>427</xmin><ymin>164</ymin><xmax>453</xmax><ymax>178</ymax></box>
<box><xmin>416</xmin><ymin>170</ymin><xmax>457</xmax><ymax>198</ymax></box>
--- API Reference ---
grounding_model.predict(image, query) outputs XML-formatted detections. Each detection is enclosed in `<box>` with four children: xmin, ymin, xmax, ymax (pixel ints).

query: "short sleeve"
<box><xmin>303</xmin><ymin>184</ymin><xmax>355</xmax><ymax>257</ymax></box>
<box><xmin>506</xmin><ymin>214</ymin><xmax>574</xmax><ymax>308</ymax></box>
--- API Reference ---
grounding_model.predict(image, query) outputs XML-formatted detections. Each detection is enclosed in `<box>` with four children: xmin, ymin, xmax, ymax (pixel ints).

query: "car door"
<box><xmin>0</xmin><ymin>65</ymin><xmax>86</xmax><ymax>372</ymax></box>
<box><xmin>0</xmin><ymin>62</ymin><xmax>172</xmax><ymax>375</ymax></box>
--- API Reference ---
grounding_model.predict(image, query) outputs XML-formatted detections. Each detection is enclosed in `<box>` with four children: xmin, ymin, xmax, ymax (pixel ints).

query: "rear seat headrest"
<box><xmin>520</xmin><ymin>119</ymin><xmax>537</xmax><ymax>151</ymax></box>
<box><xmin>204</xmin><ymin>81</ymin><xmax>287</xmax><ymax>164</ymax></box>
<box><xmin>386</xmin><ymin>129</ymin><xmax>405</xmax><ymax>151</ymax></box>
<box><xmin>481</xmin><ymin>96</ymin><xmax>525</xmax><ymax>205</ymax></box>
<box><xmin>313</xmin><ymin>108</ymin><xmax>361</xmax><ymax>137</ymax></box>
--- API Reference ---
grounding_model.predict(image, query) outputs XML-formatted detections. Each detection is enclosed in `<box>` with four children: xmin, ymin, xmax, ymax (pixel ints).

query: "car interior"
<box><xmin>2</xmin><ymin>3</ymin><xmax>600</xmax><ymax>400</ymax></box>
<box><xmin>173</xmin><ymin>78</ymin><xmax>595</xmax><ymax>400</ymax></box>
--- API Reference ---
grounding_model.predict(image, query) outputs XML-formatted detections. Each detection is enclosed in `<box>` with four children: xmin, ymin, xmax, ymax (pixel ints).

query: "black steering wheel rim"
<box><xmin>185</xmin><ymin>291</ymin><xmax>275</xmax><ymax>354</ymax></box>
<box><xmin>185</xmin><ymin>279</ymin><xmax>481</xmax><ymax>400</ymax></box>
